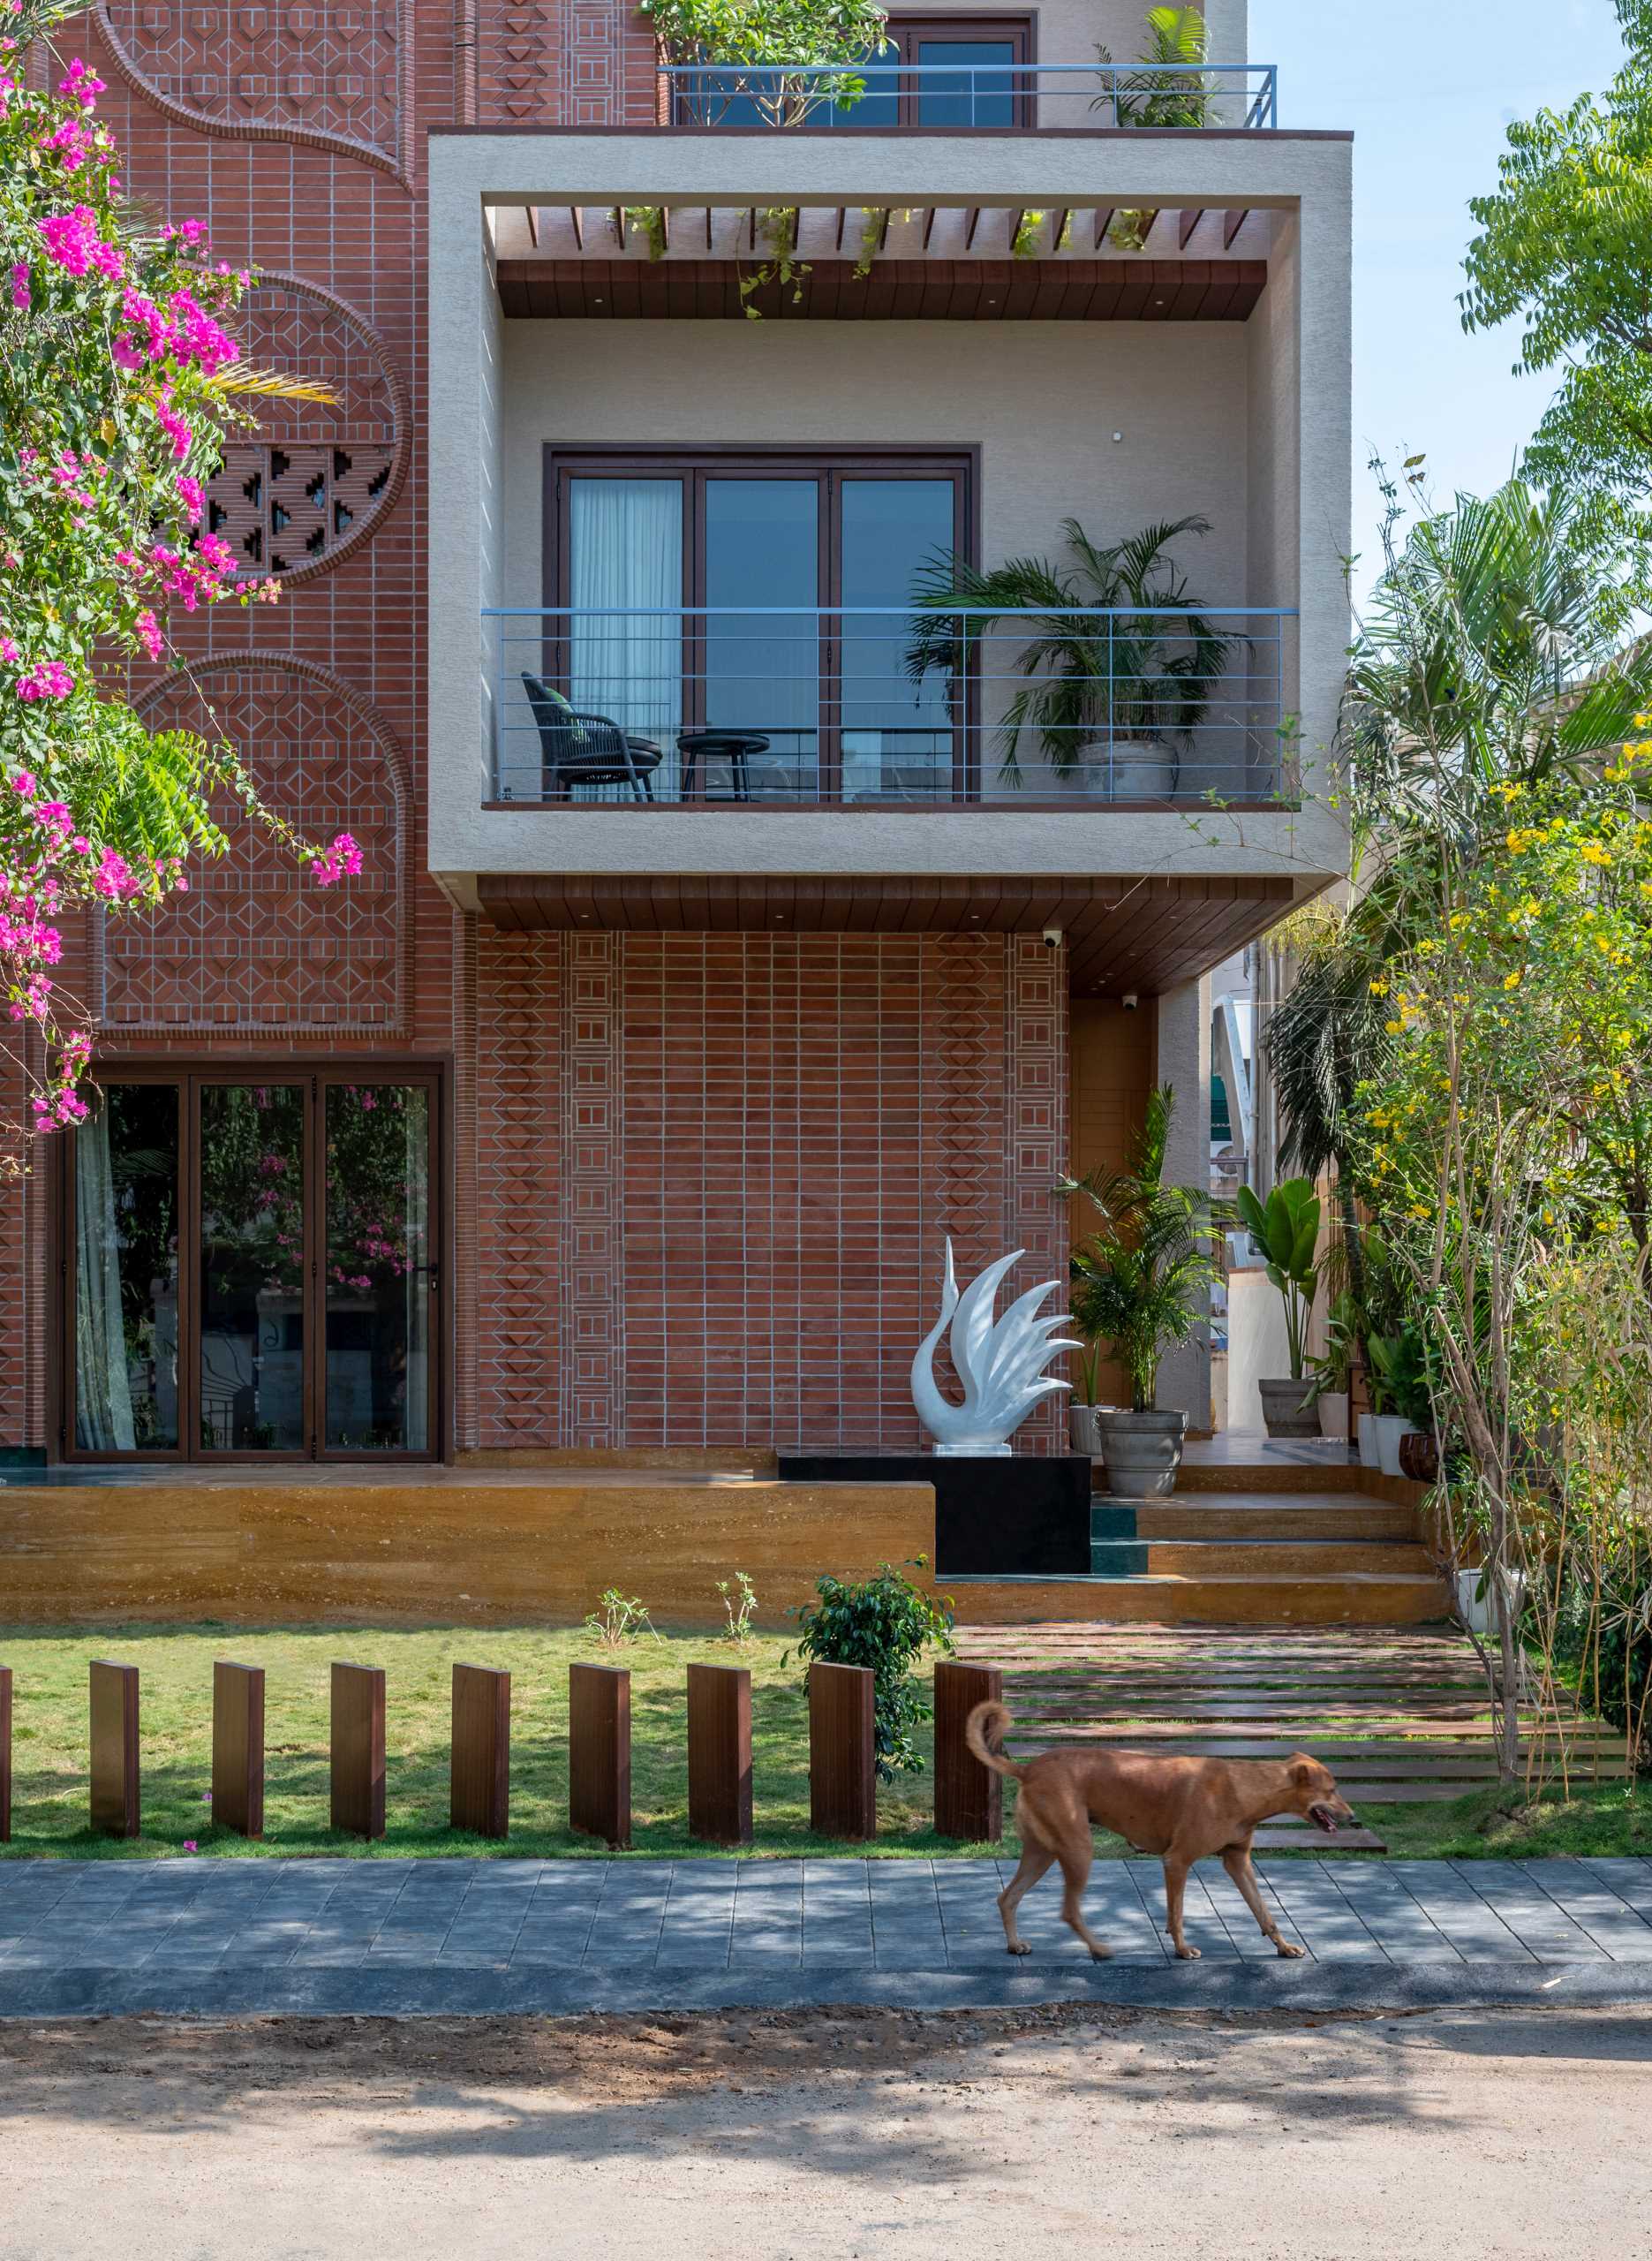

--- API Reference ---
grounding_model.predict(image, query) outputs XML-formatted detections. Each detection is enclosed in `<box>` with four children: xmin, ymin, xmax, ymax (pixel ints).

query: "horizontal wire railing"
<box><xmin>657</xmin><ymin>61</ymin><xmax>1279</xmax><ymax>132</ymax></box>
<box><xmin>482</xmin><ymin>605</ymin><xmax>1297</xmax><ymax>808</ymax></box>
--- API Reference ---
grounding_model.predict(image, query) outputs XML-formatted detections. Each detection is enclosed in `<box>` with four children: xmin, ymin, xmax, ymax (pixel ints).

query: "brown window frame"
<box><xmin>669</xmin><ymin>13</ymin><xmax>1037</xmax><ymax>129</ymax></box>
<box><xmin>57</xmin><ymin>1062</ymin><xmax>443</xmax><ymax>1465</ymax></box>
<box><xmin>541</xmin><ymin>444</ymin><xmax>980</xmax><ymax>802</ymax></box>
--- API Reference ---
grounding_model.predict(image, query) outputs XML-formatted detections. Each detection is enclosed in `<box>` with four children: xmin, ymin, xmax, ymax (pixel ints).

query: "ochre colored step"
<box><xmin>1144</xmin><ymin>1539</ymin><xmax>1438</xmax><ymax>1577</ymax></box>
<box><xmin>1138</xmin><ymin>1500</ymin><xmax>1420</xmax><ymax>1541</ymax></box>
<box><xmin>950</xmin><ymin>1573</ymin><xmax>1452</xmax><ymax>1627</ymax></box>
<box><xmin>1173</xmin><ymin>1463</ymin><xmax>1366</xmax><ymax>1494</ymax></box>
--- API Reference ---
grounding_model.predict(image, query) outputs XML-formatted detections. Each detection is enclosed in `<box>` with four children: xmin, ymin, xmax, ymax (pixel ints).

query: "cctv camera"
<box><xmin>1041</xmin><ymin>926</ymin><xmax>1063</xmax><ymax>949</ymax></box>
<box><xmin>1121</xmin><ymin>991</ymin><xmax>1140</xmax><ymax>1010</ymax></box>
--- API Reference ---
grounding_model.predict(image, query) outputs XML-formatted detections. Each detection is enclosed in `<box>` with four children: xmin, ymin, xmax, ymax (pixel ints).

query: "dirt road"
<box><xmin>4</xmin><ymin>2003</ymin><xmax>1648</xmax><ymax>2259</ymax></box>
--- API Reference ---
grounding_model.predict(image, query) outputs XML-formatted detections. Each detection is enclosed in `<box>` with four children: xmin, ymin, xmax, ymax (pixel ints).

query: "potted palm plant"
<box><xmin>1061</xmin><ymin>1086</ymin><xmax>1226</xmax><ymax>1496</ymax></box>
<box><xmin>905</xmin><ymin>516</ymin><xmax>1240</xmax><ymax>797</ymax></box>
<box><xmin>1234</xmin><ymin>1176</ymin><xmax>1324</xmax><ymax>1437</ymax></box>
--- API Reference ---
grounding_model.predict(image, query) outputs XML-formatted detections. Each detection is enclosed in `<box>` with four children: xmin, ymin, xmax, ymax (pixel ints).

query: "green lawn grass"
<box><xmin>3</xmin><ymin>1623</ymin><xmax>1644</xmax><ymax>1864</ymax></box>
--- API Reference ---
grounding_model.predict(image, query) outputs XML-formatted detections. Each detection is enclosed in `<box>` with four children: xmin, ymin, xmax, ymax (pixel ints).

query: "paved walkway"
<box><xmin>4</xmin><ymin>1855</ymin><xmax>1652</xmax><ymax>2016</ymax></box>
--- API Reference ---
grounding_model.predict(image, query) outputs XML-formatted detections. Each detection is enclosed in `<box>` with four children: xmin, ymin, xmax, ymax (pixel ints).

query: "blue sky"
<box><xmin>1251</xmin><ymin>0</ymin><xmax>1630</xmax><ymax>571</ymax></box>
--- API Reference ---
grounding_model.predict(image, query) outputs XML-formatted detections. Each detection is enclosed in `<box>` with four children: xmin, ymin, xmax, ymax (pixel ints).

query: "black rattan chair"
<box><xmin>520</xmin><ymin>673</ymin><xmax>663</xmax><ymax>803</ymax></box>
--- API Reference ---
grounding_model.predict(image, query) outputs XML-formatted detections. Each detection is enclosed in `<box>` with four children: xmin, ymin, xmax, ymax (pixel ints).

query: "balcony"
<box><xmin>482</xmin><ymin>605</ymin><xmax>1296</xmax><ymax>810</ymax></box>
<box><xmin>653</xmin><ymin>59</ymin><xmax>1279</xmax><ymax>134</ymax></box>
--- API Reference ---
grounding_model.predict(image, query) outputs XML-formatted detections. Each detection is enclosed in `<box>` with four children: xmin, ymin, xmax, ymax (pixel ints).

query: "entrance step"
<box><xmin>1143</xmin><ymin>1538</ymin><xmax>1439</xmax><ymax>1578</ymax></box>
<box><xmin>951</xmin><ymin>1572</ymin><xmax>1452</xmax><ymax>1627</ymax></box>
<box><xmin>1137</xmin><ymin>1497</ymin><xmax>1419</xmax><ymax>1541</ymax></box>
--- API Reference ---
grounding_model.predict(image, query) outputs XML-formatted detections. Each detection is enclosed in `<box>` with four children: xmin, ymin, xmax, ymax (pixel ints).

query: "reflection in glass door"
<box><xmin>199</xmin><ymin>1083</ymin><xmax>306</xmax><ymax>1451</ymax></box>
<box><xmin>69</xmin><ymin>1072</ymin><xmax>439</xmax><ymax>1459</ymax></box>
<box><xmin>839</xmin><ymin>479</ymin><xmax>959</xmax><ymax>802</ymax></box>
<box><xmin>325</xmin><ymin>1083</ymin><xmax>431</xmax><ymax>1452</ymax></box>
<box><xmin>703</xmin><ymin>478</ymin><xmax>820</xmax><ymax>796</ymax></box>
<box><xmin>73</xmin><ymin>1083</ymin><xmax>181</xmax><ymax>1450</ymax></box>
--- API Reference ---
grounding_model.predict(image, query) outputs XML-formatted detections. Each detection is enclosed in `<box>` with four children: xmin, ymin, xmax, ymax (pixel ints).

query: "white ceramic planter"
<box><xmin>1316</xmin><ymin>1390</ymin><xmax>1350</xmax><ymax>1443</ymax></box>
<box><xmin>1257</xmin><ymin>1376</ymin><xmax>1318</xmax><ymax>1439</ymax></box>
<box><xmin>1455</xmin><ymin>1567</ymin><xmax>1527</xmax><ymax>1638</ymax></box>
<box><xmin>1069</xmin><ymin>738</ymin><xmax>1176</xmax><ymax>798</ymax></box>
<box><xmin>1096</xmin><ymin>1408</ymin><xmax>1187</xmax><ymax>1499</ymax></box>
<box><xmin>1357</xmin><ymin>1411</ymin><xmax>1379</xmax><ymax>1469</ymax></box>
<box><xmin>1374</xmin><ymin>1415</ymin><xmax>1415</xmax><ymax>1477</ymax></box>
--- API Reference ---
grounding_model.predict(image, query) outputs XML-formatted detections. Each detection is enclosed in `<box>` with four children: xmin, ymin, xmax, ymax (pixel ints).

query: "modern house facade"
<box><xmin>10</xmin><ymin>0</ymin><xmax>1351</xmax><ymax>1471</ymax></box>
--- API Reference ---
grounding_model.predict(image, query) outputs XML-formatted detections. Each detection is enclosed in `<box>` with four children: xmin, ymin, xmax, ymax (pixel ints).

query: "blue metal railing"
<box><xmin>481</xmin><ymin>605</ymin><xmax>1297</xmax><ymax>808</ymax></box>
<box><xmin>660</xmin><ymin>61</ymin><xmax>1278</xmax><ymax>132</ymax></box>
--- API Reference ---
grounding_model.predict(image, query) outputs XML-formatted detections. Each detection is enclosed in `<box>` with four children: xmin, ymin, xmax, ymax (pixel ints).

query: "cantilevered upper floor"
<box><xmin>426</xmin><ymin>40</ymin><xmax>1352</xmax><ymax>991</ymax></box>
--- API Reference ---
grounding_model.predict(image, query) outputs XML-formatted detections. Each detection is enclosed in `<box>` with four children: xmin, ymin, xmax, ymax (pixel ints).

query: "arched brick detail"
<box><xmin>205</xmin><ymin>273</ymin><xmax>409</xmax><ymax>586</ymax></box>
<box><xmin>94</xmin><ymin>0</ymin><xmax>412</xmax><ymax>179</ymax></box>
<box><xmin>95</xmin><ymin>655</ymin><xmax>411</xmax><ymax>1035</ymax></box>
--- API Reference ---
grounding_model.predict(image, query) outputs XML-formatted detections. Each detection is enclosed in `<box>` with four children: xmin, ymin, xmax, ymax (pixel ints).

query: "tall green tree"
<box><xmin>1460</xmin><ymin>1</ymin><xmax>1652</xmax><ymax>570</ymax></box>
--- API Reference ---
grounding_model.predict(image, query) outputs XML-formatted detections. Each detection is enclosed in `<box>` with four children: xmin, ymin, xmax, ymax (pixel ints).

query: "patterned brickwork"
<box><xmin>469</xmin><ymin>933</ymin><xmax>1066</xmax><ymax>1455</ymax></box>
<box><xmin>99</xmin><ymin>661</ymin><xmax>407</xmax><ymax>1032</ymax></box>
<box><xmin>474</xmin><ymin>928</ymin><xmax>562</xmax><ymax>1446</ymax></box>
<box><xmin>97</xmin><ymin>0</ymin><xmax>411</xmax><ymax>175</ymax></box>
<box><xmin>1004</xmin><ymin>938</ymin><xmax>1070</xmax><ymax>1455</ymax></box>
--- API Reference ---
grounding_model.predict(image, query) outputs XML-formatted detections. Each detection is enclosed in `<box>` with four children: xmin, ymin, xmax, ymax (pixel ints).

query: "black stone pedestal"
<box><xmin>777</xmin><ymin>1453</ymin><xmax>1092</xmax><ymax>1577</ymax></box>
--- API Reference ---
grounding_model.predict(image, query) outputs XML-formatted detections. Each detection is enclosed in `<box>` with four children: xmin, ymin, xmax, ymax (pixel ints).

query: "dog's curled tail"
<box><xmin>965</xmin><ymin>1700</ymin><xmax>1023</xmax><ymax>1781</ymax></box>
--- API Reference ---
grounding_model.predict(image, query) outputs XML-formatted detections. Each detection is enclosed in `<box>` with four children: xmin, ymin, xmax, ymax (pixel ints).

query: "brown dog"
<box><xmin>966</xmin><ymin>1701</ymin><xmax>1356</xmax><ymax>1961</ymax></box>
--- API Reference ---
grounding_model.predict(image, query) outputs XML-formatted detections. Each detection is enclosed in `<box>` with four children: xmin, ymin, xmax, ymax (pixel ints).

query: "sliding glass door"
<box><xmin>68</xmin><ymin>1070</ymin><xmax>438</xmax><ymax>1460</ymax></box>
<box><xmin>551</xmin><ymin>451</ymin><xmax>972</xmax><ymax>802</ymax></box>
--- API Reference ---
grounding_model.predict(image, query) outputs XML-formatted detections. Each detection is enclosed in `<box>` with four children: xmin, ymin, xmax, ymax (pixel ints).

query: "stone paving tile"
<box><xmin>1381</xmin><ymin>1862</ymin><xmax>1537</xmax><ymax>1962</ymax></box>
<box><xmin>1256</xmin><ymin>1863</ymin><xmax>1390</xmax><ymax>1962</ymax></box>
<box><xmin>1312</xmin><ymin>1864</ymin><xmax>1463</xmax><ymax>1962</ymax></box>
<box><xmin>1528</xmin><ymin>1861</ymin><xmax>1652</xmax><ymax>1957</ymax></box>
<box><xmin>1450</xmin><ymin>1861</ymin><xmax>1609</xmax><ymax>1962</ymax></box>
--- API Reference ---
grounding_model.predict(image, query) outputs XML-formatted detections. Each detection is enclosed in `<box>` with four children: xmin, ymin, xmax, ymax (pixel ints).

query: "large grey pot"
<box><xmin>1096</xmin><ymin>1408</ymin><xmax>1188</xmax><ymax>1499</ymax></box>
<box><xmin>1257</xmin><ymin>1376</ymin><xmax>1318</xmax><ymax>1439</ymax></box>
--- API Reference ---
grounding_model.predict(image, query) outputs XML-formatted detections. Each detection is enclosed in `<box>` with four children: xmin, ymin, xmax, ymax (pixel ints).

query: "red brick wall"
<box><xmin>1</xmin><ymin>4</ymin><xmax>1074</xmax><ymax>1462</ymax></box>
<box><xmin>469</xmin><ymin>931</ymin><xmax>1069</xmax><ymax>1456</ymax></box>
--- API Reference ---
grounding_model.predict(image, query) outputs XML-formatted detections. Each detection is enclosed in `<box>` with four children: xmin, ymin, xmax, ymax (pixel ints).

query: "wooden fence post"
<box><xmin>569</xmin><ymin>1662</ymin><xmax>630</xmax><ymax>1848</ymax></box>
<box><xmin>330</xmin><ymin>1661</ymin><xmax>386</xmax><ymax>1840</ymax></box>
<box><xmin>809</xmin><ymin>1660</ymin><xmax>876</xmax><ymax>1841</ymax></box>
<box><xmin>450</xmin><ymin>1663</ymin><xmax>510</xmax><ymax>1840</ymax></box>
<box><xmin>211</xmin><ymin>1661</ymin><xmax>265</xmax><ymax>1839</ymax></box>
<box><xmin>933</xmin><ymin>1658</ymin><xmax>1003</xmax><ymax>1842</ymax></box>
<box><xmin>687</xmin><ymin>1662</ymin><xmax>752</xmax><ymax>1846</ymax></box>
<box><xmin>89</xmin><ymin>1660</ymin><xmax>140</xmax><ymax>1839</ymax></box>
<box><xmin>0</xmin><ymin>1664</ymin><xmax>11</xmax><ymax>1844</ymax></box>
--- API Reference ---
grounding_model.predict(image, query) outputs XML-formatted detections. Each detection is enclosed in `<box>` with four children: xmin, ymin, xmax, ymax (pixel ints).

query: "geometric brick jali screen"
<box><xmin>100</xmin><ymin>662</ymin><xmax>406</xmax><ymax>1033</ymax></box>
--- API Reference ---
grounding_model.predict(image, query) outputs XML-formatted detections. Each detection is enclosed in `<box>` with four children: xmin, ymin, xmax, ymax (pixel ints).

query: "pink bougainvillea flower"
<box><xmin>16</xmin><ymin>661</ymin><xmax>74</xmax><ymax>702</ymax></box>
<box><xmin>182</xmin><ymin>1840</ymin><xmax>198</xmax><ymax>1854</ymax></box>
<box><xmin>0</xmin><ymin>638</ymin><xmax>18</xmax><ymax>667</ymax></box>
<box><xmin>57</xmin><ymin>57</ymin><xmax>105</xmax><ymax>109</ymax></box>
<box><xmin>37</xmin><ymin>204</ymin><xmax>122</xmax><ymax>282</ymax></box>
<box><xmin>313</xmin><ymin>830</ymin><xmax>366</xmax><ymax>886</ymax></box>
<box><xmin>176</xmin><ymin>473</ymin><xmax>204</xmax><ymax>522</ymax></box>
<box><xmin>133</xmin><ymin>607</ymin><xmax>164</xmax><ymax>660</ymax></box>
<box><xmin>8</xmin><ymin>261</ymin><xmax>26</xmax><ymax>309</ymax></box>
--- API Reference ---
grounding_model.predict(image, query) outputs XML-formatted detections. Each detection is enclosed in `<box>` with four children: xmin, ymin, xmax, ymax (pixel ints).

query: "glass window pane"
<box><xmin>74</xmin><ymin>1085</ymin><xmax>180</xmax><ymax>1450</ymax></box>
<box><xmin>914</xmin><ymin>39</ymin><xmax>1018</xmax><ymax>125</ymax></box>
<box><xmin>325</xmin><ymin>1084</ymin><xmax>431</xmax><ymax>1452</ymax></box>
<box><xmin>839</xmin><ymin>479</ymin><xmax>957</xmax><ymax>802</ymax></box>
<box><xmin>566</xmin><ymin>476</ymin><xmax>684</xmax><ymax>796</ymax></box>
<box><xmin>705</xmin><ymin>479</ymin><xmax>819</xmax><ymax>795</ymax></box>
<box><xmin>200</xmin><ymin>1084</ymin><xmax>306</xmax><ymax>1452</ymax></box>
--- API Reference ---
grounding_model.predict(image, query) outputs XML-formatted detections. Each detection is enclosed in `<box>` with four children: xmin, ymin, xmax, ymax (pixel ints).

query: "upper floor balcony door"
<box><xmin>545</xmin><ymin>449</ymin><xmax>969</xmax><ymax>804</ymax></box>
<box><xmin>672</xmin><ymin>15</ymin><xmax>1035</xmax><ymax>131</ymax></box>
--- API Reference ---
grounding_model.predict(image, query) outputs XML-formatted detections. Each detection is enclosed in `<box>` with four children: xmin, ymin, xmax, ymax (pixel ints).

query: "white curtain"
<box><xmin>74</xmin><ymin>1108</ymin><xmax>137</xmax><ymax>1450</ymax></box>
<box><xmin>570</xmin><ymin>478</ymin><xmax>684</xmax><ymax>798</ymax></box>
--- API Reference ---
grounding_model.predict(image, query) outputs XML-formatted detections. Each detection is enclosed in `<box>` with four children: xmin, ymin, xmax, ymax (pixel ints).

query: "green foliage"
<box><xmin>1095</xmin><ymin>6</ymin><xmax>1212</xmax><ymax>130</ymax></box>
<box><xmin>717</xmin><ymin>1570</ymin><xmax>758</xmax><ymax>1646</ymax></box>
<box><xmin>905</xmin><ymin>516</ymin><xmax>1238</xmax><ymax>780</ymax></box>
<box><xmin>1460</xmin><ymin>2</ymin><xmax>1652</xmax><ymax>577</ymax></box>
<box><xmin>585</xmin><ymin>1590</ymin><xmax>661</xmax><ymax>1649</ymax></box>
<box><xmin>640</xmin><ymin>0</ymin><xmax>890</xmax><ymax>123</ymax></box>
<box><xmin>1364</xmin><ymin>1324</ymin><xmax>1431</xmax><ymax>1427</ymax></box>
<box><xmin>1062</xmin><ymin>1085</ymin><xmax>1227</xmax><ymax>1411</ymax></box>
<box><xmin>786</xmin><ymin>1560</ymin><xmax>954</xmax><ymax>1781</ymax></box>
<box><xmin>1235</xmin><ymin>1176</ymin><xmax>1324</xmax><ymax>1381</ymax></box>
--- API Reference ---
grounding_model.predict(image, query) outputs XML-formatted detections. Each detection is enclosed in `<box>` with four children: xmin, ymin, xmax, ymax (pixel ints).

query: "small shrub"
<box><xmin>585</xmin><ymin>1588</ymin><xmax>660</xmax><ymax>1650</ymax></box>
<box><xmin>717</xmin><ymin>1571</ymin><xmax>758</xmax><ymax>1647</ymax></box>
<box><xmin>786</xmin><ymin>1559</ymin><xmax>955</xmax><ymax>1781</ymax></box>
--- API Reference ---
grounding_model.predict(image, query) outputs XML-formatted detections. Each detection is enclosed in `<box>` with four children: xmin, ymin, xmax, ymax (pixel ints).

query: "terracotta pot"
<box><xmin>1257</xmin><ymin>1376</ymin><xmax>1317</xmax><ymax>1438</ymax></box>
<box><xmin>1398</xmin><ymin>1428</ymin><xmax>1439</xmax><ymax>1483</ymax></box>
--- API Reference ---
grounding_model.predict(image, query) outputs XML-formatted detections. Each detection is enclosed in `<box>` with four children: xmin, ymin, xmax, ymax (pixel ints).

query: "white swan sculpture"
<box><xmin>910</xmin><ymin>1238</ymin><xmax>1080</xmax><ymax>1456</ymax></box>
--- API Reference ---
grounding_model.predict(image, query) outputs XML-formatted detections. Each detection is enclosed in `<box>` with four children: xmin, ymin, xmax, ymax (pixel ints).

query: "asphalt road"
<box><xmin>3</xmin><ymin>2002</ymin><xmax>1648</xmax><ymax>2259</ymax></box>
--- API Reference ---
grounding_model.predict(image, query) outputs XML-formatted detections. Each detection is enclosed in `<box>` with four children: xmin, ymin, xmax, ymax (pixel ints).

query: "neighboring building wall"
<box><xmin>470</xmin><ymin>931</ymin><xmax>1069</xmax><ymax>1454</ymax></box>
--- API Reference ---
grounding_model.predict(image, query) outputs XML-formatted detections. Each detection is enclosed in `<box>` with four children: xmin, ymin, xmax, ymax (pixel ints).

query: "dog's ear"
<box><xmin>1288</xmin><ymin>1756</ymin><xmax>1318</xmax><ymax>1787</ymax></box>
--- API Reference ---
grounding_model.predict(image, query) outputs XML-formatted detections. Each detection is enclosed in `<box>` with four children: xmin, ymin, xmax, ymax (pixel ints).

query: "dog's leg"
<box><xmin>1055</xmin><ymin>1839</ymin><xmax>1112</xmax><ymax>1962</ymax></box>
<box><xmin>1221</xmin><ymin>1845</ymin><xmax>1304</xmax><ymax>1959</ymax></box>
<box><xmin>997</xmin><ymin>1837</ymin><xmax>1056</xmax><ymax>1957</ymax></box>
<box><xmin>1163</xmin><ymin>1856</ymin><xmax>1199</xmax><ymax>1960</ymax></box>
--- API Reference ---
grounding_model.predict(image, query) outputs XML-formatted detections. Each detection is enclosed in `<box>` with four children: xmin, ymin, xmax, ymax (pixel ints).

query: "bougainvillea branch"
<box><xmin>0</xmin><ymin>0</ymin><xmax>359</xmax><ymax>1156</ymax></box>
